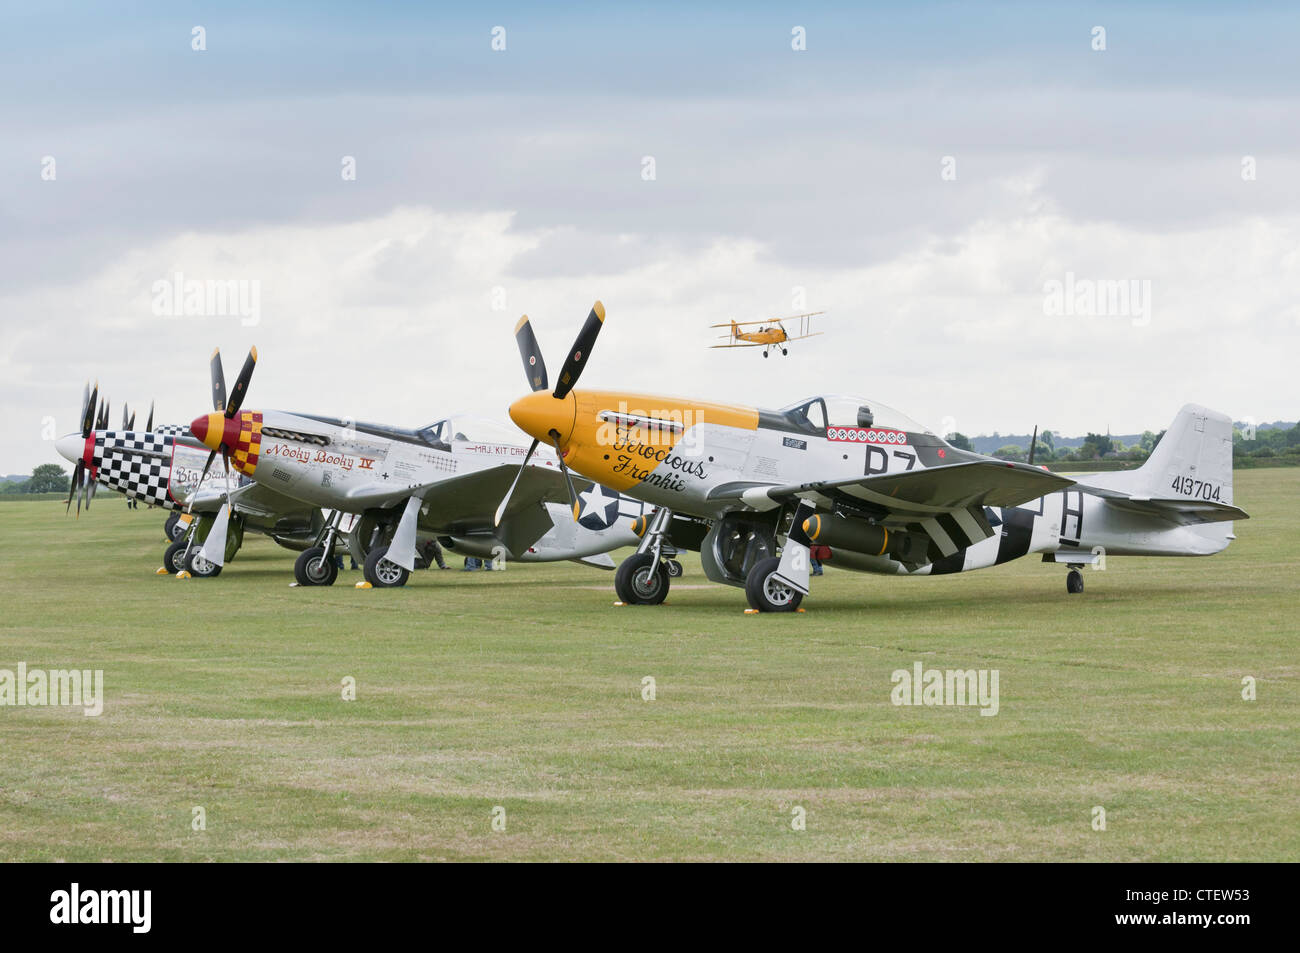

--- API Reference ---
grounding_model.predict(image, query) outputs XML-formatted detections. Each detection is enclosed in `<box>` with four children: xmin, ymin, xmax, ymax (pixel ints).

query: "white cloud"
<box><xmin>2</xmin><ymin>200</ymin><xmax>1296</xmax><ymax>472</ymax></box>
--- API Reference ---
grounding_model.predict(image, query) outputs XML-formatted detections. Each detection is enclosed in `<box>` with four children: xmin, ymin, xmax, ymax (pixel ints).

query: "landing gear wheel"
<box><xmin>185</xmin><ymin>549</ymin><xmax>222</xmax><ymax>578</ymax></box>
<box><xmin>782</xmin><ymin>348</ymin><xmax>788</xmax><ymax>356</ymax></box>
<box><xmin>763</xmin><ymin>351</ymin><xmax>770</xmax><ymax>358</ymax></box>
<box><xmin>163</xmin><ymin>540</ymin><xmax>189</xmax><ymax>574</ymax></box>
<box><xmin>364</xmin><ymin>545</ymin><xmax>409</xmax><ymax>588</ymax></box>
<box><xmin>615</xmin><ymin>553</ymin><xmax>669</xmax><ymax>605</ymax></box>
<box><xmin>1066</xmin><ymin>569</ymin><xmax>1084</xmax><ymax>594</ymax></box>
<box><xmin>745</xmin><ymin>556</ymin><xmax>803</xmax><ymax>613</ymax></box>
<box><xmin>164</xmin><ymin>513</ymin><xmax>185</xmax><ymax>542</ymax></box>
<box><xmin>295</xmin><ymin>546</ymin><xmax>338</xmax><ymax>586</ymax></box>
<box><xmin>665</xmin><ymin>559</ymin><xmax>684</xmax><ymax>578</ymax></box>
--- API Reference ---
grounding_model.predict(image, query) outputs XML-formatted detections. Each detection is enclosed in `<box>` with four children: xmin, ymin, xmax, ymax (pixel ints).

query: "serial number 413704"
<box><xmin>1172</xmin><ymin>475</ymin><xmax>1222</xmax><ymax>501</ymax></box>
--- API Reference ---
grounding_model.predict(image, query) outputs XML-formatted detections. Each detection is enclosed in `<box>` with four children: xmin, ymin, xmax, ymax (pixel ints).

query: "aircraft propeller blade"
<box><xmin>65</xmin><ymin>460</ymin><xmax>83</xmax><ymax>515</ymax></box>
<box><xmin>514</xmin><ymin>317</ymin><xmax>549</xmax><ymax>392</ymax></box>
<box><xmin>1028</xmin><ymin>425</ymin><xmax>1038</xmax><ymax>467</ymax></box>
<box><xmin>225</xmin><ymin>347</ymin><xmax>257</xmax><ymax>418</ymax></box>
<box><xmin>81</xmin><ymin>382</ymin><xmax>98</xmax><ymax>438</ymax></box>
<box><xmin>210</xmin><ymin>348</ymin><xmax>227</xmax><ymax>412</ymax></box>
<box><xmin>197</xmin><ymin>449</ymin><xmax>218</xmax><ymax>486</ymax></box>
<box><xmin>552</xmin><ymin>301</ymin><xmax>604</xmax><ymax>400</ymax></box>
<box><xmin>550</xmin><ymin>432</ymin><xmax>581</xmax><ymax>522</ymax></box>
<box><xmin>493</xmin><ymin>438</ymin><xmax>540</xmax><ymax>526</ymax></box>
<box><xmin>145</xmin><ymin>400</ymin><xmax>154</xmax><ymax>433</ymax></box>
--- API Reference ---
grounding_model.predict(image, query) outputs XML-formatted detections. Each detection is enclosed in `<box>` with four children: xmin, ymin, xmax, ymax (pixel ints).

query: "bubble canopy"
<box><xmin>417</xmin><ymin>415</ymin><xmax>525</xmax><ymax>449</ymax></box>
<box><xmin>777</xmin><ymin>395</ymin><xmax>934</xmax><ymax>435</ymax></box>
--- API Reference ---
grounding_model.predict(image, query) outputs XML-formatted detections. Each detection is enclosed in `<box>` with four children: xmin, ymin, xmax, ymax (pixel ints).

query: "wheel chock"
<box><xmin>355</xmin><ymin>581</ymin><xmax>373</xmax><ymax>589</ymax></box>
<box><xmin>175</xmin><ymin>571</ymin><xmax>191</xmax><ymax>579</ymax></box>
<box><xmin>155</xmin><ymin>567</ymin><xmax>169</xmax><ymax>575</ymax></box>
<box><xmin>743</xmin><ymin>608</ymin><xmax>760</xmax><ymax>614</ymax></box>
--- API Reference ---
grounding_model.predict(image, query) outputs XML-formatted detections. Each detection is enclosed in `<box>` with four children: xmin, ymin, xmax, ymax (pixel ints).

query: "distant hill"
<box><xmin>967</xmin><ymin>433</ymin><xmax>1143</xmax><ymax>455</ymax></box>
<box><xmin>1238</xmin><ymin>420</ymin><xmax>1297</xmax><ymax>432</ymax></box>
<box><xmin>967</xmin><ymin>421</ymin><xmax>1296</xmax><ymax>455</ymax></box>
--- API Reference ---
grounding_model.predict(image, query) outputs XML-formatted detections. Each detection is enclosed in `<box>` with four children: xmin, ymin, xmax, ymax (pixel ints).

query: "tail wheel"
<box><xmin>185</xmin><ymin>549</ymin><xmax>223</xmax><ymax>578</ymax></box>
<box><xmin>295</xmin><ymin>546</ymin><xmax>338</xmax><ymax>587</ymax></box>
<box><xmin>364</xmin><ymin>544</ymin><xmax>410</xmax><ymax>588</ymax></box>
<box><xmin>745</xmin><ymin>556</ymin><xmax>803</xmax><ymax>613</ymax></box>
<box><xmin>1066</xmin><ymin>569</ymin><xmax>1084</xmax><ymax>594</ymax></box>
<box><xmin>163</xmin><ymin>540</ymin><xmax>188</xmax><ymax>574</ymax></box>
<box><xmin>615</xmin><ymin>553</ymin><xmax>669</xmax><ymax>605</ymax></box>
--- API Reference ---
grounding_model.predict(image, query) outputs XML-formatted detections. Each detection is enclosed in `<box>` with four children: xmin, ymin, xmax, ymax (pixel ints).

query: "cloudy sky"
<box><xmin>3</xmin><ymin>1</ymin><xmax>1298</xmax><ymax>472</ymax></box>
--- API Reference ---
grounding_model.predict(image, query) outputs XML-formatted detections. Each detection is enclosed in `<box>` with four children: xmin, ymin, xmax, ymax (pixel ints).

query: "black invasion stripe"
<box><xmin>929</xmin><ymin>550</ymin><xmax>966</xmax><ymax>575</ymax></box>
<box><xmin>994</xmin><ymin>506</ymin><xmax>1035</xmax><ymax>565</ymax></box>
<box><xmin>936</xmin><ymin>512</ymin><xmax>966</xmax><ymax>548</ymax></box>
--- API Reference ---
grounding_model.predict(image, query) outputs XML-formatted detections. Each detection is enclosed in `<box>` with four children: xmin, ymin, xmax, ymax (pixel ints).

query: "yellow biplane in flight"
<box><xmin>710</xmin><ymin>311</ymin><xmax>824</xmax><ymax>357</ymax></box>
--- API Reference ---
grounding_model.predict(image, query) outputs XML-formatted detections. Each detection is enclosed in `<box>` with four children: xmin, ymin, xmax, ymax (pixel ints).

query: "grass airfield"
<box><xmin>0</xmin><ymin>469</ymin><xmax>1296</xmax><ymax>862</ymax></box>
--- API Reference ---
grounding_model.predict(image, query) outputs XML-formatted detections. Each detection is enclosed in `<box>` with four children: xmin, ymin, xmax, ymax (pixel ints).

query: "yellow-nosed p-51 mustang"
<box><xmin>501</xmin><ymin>302</ymin><xmax>1249</xmax><ymax>612</ymax></box>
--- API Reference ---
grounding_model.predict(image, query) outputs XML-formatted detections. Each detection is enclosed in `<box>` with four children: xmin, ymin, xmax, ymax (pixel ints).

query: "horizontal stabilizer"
<box><xmin>1081</xmin><ymin>487</ymin><xmax>1249</xmax><ymax>526</ymax></box>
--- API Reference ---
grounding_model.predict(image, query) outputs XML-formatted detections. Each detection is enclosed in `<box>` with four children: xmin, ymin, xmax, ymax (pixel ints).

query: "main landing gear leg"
<box><xmin>295</xmin><ymin>510</ymin><xmax>342</xmax><ymax>586</ymax></box>
<box><xmin>615</xmin><ymin>508</ymin><xmax>679</xmax><ymax>605</ymax></box>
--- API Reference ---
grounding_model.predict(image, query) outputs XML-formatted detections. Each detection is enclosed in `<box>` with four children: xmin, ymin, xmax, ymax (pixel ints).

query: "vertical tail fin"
<box><xmin>1126</xmin><ymin>404</ymin><xmax>1236</xmax><ymax>503</ymax></box>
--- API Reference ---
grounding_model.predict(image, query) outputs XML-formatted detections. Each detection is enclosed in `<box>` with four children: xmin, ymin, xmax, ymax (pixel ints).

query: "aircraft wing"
<box><xmin>736</xmin><ymin>462</ymin><xmax>1074</xmax><ymax>565</ymax></box>
<box><xmin>226</xmin><ymin>481</ymin><xmax>320</xmax><ymax>519</ymax></box>
<box><xmin>762</xmin><ymin>461</ymin><xmax>1074</xmax><ymax>513</ymax></box>
<box><xmin>340</xmin><ymin>463</ymin><xmax>590</xmax><ymax>553</ymax></box>
<box><xmin>1079</xmin><ymin>486</ymin><xmax>1249</xmax><ymax>525</ymax></box>
<box><xmin>709</xmin><ymin>342</ymin><xmax>766</xmax><ymax>349</ymax></box>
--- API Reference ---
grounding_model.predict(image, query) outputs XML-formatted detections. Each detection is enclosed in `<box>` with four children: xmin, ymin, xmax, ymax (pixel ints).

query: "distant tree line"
<box><xmin>0</xmin><ymin>464</ymin><xmax>70</xmax><ymax>494</ymax></box>
<box><xmin>947</xmin><ymin>422</ymin><xmax>1300</xmax><ymax>466</ymax></box>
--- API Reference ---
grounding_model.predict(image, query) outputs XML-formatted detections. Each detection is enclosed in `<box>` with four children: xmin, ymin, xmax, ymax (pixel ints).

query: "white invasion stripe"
<box><xmin>951</xmin><ymin>507</ymin><xmax>988</xmax><ymax>544</ymax></box>
<box><xmin>920</xmin><ymin>517</ymin><xmax>959</xmax><ymax>557</ymax></box>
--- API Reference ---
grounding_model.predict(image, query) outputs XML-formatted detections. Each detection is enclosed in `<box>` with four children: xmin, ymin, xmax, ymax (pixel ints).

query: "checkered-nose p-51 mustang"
<box><xmin>183</xmin><ymin>348</ymin><xmax>645</xmax><ymax>587</ymax></box>
<box><xmin>55</xmin><ymin>382</ymin><xmax>344</xmax><ymax>577</ymax></box>
<box><xmin>498</xmin><ymin>302</ymin><xmax>1249</xmax><ymax>612</ymax></box>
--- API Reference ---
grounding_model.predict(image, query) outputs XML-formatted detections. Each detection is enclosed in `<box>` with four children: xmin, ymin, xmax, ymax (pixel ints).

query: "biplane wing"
<box><xmin>709</xmin><ymin>311</ymin><xmax>825</xmax><ymax>329</ymax></box>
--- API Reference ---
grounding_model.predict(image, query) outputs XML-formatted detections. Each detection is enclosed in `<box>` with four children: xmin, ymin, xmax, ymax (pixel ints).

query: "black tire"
<box><xmin>615</xmin><ymin>553</ymin><xmax>669</xmax><ymax>605</ymax></box>
<box><xmin>763</xmin><ymin>351</ymin><xmax>769</xmax><ymax>358</ymax></box>
<box><xmin>745</xmin><ymin>556</ymin><xmax>803</xmax><ymax>612</ymax></box>
<box><xmin>1066</xmin><ymin>569</ymin><xmax>1084</xmax><ymax>594</ymax></box>
<box><xmin>295</xmin><ymin>546</ymin><xmax>338</xmax><ymax>587</ymax></box>
<box><xmin>364</xmin><ymin>545</ymin><xmax>409</xmax><ymax>588</ymax></box>
<box><xmin>163</xmin><ymin>540</ymin><xmax>189</xmax><ymax>574</ymax></box>
<box><xmin>164</xmin><ymin>513</ymin><xmax>185</xmax><ymax>542</ymax></box>
<box><xmin>185</xmin><ymin>548</ymin><xmax>223</xmax><ymax>578</ymax></box>
<box><xmin>665</xmin><ymin>559</ymin><xmax>684</xmax><ymax>578</ymax></box>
